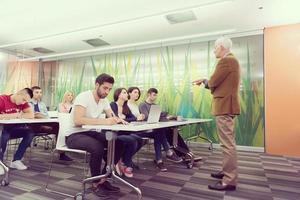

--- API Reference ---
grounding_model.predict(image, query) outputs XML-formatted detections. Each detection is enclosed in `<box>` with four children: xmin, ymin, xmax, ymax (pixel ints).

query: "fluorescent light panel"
<box><xmin>83</xmin><ymin>38</ymin><xmax>110</xmax><ymax>47</ymax></box>
<box><xmin>165</xmin><ymin>11</ymin><xmax>197</xmax><ymax>24</ymax></box>
<box><xmin>32</xmin><ymin>47</ymin><xmax>55</xmax><ymax>54</ymax></box>
<box><xmin>20</xmin><ymin>28</ymin><xmax>236</xmax><ymax>61</ymax></box>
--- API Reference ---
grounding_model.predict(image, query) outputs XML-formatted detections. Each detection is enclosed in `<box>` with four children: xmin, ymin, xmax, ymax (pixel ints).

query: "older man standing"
<box><xmin>193</xmin><ymin>36</ymin><xmax>240</xmax><ymax>191</ymax></box>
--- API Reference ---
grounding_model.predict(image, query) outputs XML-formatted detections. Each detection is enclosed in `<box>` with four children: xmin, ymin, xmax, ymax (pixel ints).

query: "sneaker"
<box><xmin>101</xmin><ymin>181</ymin><xmax>120</xmax><ymax>193</ymax></box>
<box><xmin>59</xmin><ymin>153</ymin><xmax>73</xmax><ymax>161</ymax></box>
<box><xmin>115</xmin><ymin>162</ymin><xmax>124</xmax><ymax>176</ymax></box>
<box><xmin>154</xmin><ymin>160</ymin><xmax>167</xmax><ymax>172</ymax></box>
<box><xmin>166</xmin><ymin>153</ymin><xmax>183</xmax><ymax>163</ymax></box>
<box><xmin>10</xmin><ymin>160</ymin><xmax>27</xmax><ymax>170</ymax></box>
<box><xmin>183</xmin><ymin>155</ymin><xmax>202</xmax><ymax>162</ymax></box>
<box><xmin>122</xmin><ymin>167</ymin><xmax>133</xmax><ymax>178</ymax></box>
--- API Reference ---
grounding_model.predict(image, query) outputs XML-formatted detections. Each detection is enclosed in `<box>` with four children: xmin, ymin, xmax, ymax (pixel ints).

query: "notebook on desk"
<box><xmin>130</xmin><ymin>105</ymin><xmax>161</xmax><ymax>125</ymax></box>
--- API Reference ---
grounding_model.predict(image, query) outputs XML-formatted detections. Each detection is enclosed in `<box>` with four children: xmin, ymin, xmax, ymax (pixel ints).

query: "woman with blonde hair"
<box><xmin>59</xmin><ymin>91</ymin><xmax>74</xmax><ymax>113</ymax></box>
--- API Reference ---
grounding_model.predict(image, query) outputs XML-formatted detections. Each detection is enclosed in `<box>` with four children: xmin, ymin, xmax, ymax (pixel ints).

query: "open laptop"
<box><xmin>130</xmin><ymin>105</ymin><xmax>161</xmax><ymax>125</ymax></box>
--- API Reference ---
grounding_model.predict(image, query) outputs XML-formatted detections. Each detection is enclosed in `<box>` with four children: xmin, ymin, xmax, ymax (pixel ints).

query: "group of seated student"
<box><xmin>0</xmin><ymin>87</ymin><xmax>75</xmax><ymax>175</ymax></box>
<box><xmin>65</xmin><ymin>73</ymin><xmax>201</xmax><ymax>198</ymax></box>
<box><xmin>0</xmin><ymin>73</ymin><xmax>200</xmax><ymax>198</ymax></box>
<box><xmin>110</xmin><ymin>87</ymin><xmax>182</xmax><ymax>177</ymax></box>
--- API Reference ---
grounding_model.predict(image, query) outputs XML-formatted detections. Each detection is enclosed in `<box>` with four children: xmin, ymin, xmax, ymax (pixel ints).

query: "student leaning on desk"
<box><xmin>0</xmin><ymin>88</ymin><xmax>35</xmax><ymax>174</ymax></box>
<box><xmin>65</xmin><ymin>73</ymin><xmax>125</xmax><ymax>198</ymax></box>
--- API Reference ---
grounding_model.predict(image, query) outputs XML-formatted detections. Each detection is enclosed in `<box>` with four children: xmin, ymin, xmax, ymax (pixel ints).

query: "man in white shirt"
<box><xmin>65</xmin><ymin>73</ymin><xmax>125</xmax><ymax>198</ymax></box>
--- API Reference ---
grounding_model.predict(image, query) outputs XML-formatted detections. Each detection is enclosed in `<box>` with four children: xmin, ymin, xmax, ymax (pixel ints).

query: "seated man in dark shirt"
<box><xmin>139</xmin><ymin>88</ymin><xmax>202</xmax><ymax>164</ymax></box>
<box><xmin>28</xmin><ymin>86</ymin><xmax>72</xmax><ymax>161</ymax></box>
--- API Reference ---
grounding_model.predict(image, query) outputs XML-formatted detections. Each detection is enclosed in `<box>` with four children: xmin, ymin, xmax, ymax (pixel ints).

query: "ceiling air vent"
<box><xmin>32</xmin><ymin>47</ymin><xmax>55</xmax><ymax>54</ymax></box>
<box><xmin>83</xmin><ymin>38</ymin><xmax>110</xmax><ymax>47</ymax></box>
<box><xmin>165</xmin><ymin>10</ymin><xmax>197</xmax><ymax>24</ymax></box>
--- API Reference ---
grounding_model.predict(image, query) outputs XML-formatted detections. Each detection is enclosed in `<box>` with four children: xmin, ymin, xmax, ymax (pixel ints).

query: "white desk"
<box><xmin>0</xmin><ymin>118</ymin><xmax>58</xmax><ymax>124</ymax></box>
<box><xmin>82</xmin><ymin>118</ymin><xmax>212</xmax><ymax>199</ymax></box>
<box><xmin>83</xmin><ymin>118</ymin><xmax>211</xmax><ymax>132</ymax></box>
<box><xmin>0</xmin><ymin>118</ymin><xmax>58</xmax><ymax>186</ymax></box>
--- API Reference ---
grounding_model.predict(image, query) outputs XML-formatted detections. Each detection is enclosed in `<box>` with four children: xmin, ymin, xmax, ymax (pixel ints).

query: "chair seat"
<box><xmin>56</xmin><ymin>146</ymin><xmax>87</xmax><ymax>154</ymax></box>
<box><xmin>34</xmin><ymin>132</ymin><xmax>55</xmax><ymax>136</ymax></box>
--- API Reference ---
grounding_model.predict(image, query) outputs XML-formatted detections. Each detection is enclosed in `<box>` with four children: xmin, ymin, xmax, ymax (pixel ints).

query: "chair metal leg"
<box><xmin>186</xmin><ymin>135</ymin><xmax>213</xmax><ymax>150</ymax></box>
<box><xmin>112</xmin><ymin>170</ymin><xmax>142</xmax><ymax>200</ymax></box>
<box><xmin>45</xmin><ymin>150</ymin><xmax>56</xmax><ymax>191</ymax></box>
<box><xmin>45</xmin><ymin>149</ymin><xmax>75</xmax><ymax>198</ymax></box>
<box><xmin>83</xmin><ymin>152</ymin><xmax>89</xmax><ymax>178</ymax></box>
<box><xmin>0</xmin><ymin>161</ymin><xmax>9</xmax><ymax>186</ymax></box>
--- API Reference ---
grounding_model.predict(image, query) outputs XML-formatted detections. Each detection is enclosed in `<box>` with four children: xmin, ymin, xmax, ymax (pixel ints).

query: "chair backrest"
<box><xmin>56</xmin><ymin>113</ymin><xmax>73</xmax><ymax>149</ymax></box>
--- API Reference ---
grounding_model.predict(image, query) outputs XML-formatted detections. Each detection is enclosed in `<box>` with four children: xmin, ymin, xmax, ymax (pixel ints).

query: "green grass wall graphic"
<box><xmin>54</xmin><ymin>35</ymin><xmax>264</xmax><ymax>147</ymax></box>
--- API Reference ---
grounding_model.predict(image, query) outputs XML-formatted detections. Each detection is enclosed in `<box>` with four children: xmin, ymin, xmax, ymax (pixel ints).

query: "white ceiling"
<box><xmin>1</xmin><ymin>0</ymin><xmax>300</xmax><ymax>60</ymax></box>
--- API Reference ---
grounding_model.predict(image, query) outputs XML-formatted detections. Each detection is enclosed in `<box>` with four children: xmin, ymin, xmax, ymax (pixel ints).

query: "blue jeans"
<box><xmin>135</xmin><ymin>129</ymin><xmax>170</xmax><ymax>161</ymax></box>
<box><xmin>117</xmin><ymin>134</ymin><xmax>139</xmax><ymax>167</ymax></box>
<box><xmin>1</xmin><ymin>125</ymin><xmax>35</xmax><ymax>161</ymax></box>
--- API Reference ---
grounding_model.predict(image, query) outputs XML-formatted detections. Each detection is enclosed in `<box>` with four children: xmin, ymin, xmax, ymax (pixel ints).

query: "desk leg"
<box><xmin>0</xmin><ymin>125</ymin><xmax>9</xmax><ymax>186</ymax></box>
<box><xmin>185</xmin><ymin>128</ymin><xmax>213</xmax><ymax>151</ymax></box>
<box><xmin>80</xmin><ymin>131</ymin><xmax>142</xmax><ymax>199</ymax></box>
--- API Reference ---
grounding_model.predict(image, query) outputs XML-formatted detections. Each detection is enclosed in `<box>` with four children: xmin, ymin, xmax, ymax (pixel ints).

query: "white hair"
<box><xmin>214</xmin><ymin>36</ymin><xmax>232</xmax><ymax>50</ymax></box>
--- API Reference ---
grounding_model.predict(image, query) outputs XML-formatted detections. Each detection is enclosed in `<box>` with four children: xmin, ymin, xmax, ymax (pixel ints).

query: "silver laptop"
<box><xmin>131</xmin><ymin>105</ymin><xmax>161</xmax><ymax>125</ymax></box>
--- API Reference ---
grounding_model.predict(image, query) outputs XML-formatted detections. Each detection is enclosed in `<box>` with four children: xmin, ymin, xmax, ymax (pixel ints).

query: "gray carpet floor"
<box><xmin>0</xmin><ymin>144</ymin><xmax>300</xmax><ymax>200</ymax></box>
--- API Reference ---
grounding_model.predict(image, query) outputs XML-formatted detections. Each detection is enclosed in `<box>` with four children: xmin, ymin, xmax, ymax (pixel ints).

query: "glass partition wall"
<box><xmin>0</xmin><ymin>34</ymin><xmax>264</xmax><ymax>147</ymax></box>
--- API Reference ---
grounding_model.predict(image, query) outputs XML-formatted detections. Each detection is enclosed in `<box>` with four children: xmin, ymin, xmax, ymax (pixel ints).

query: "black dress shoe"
<box><xmin>59</xmin><ymin>153</ymin><xmax>73</xmax><ymax>161</ymax></box>
<box><xmin>211</xmin><ymin>171</ymin><xmax>224</xmax><ymax>179</ymax></box>
<box><xmin>101</xmin><ymin>181</ymin><xmax>120</xmax><ymax>193</ymax></box>
<box><xmin>132</xmin><ymin>162</ymin><xmax>140</xmax><ymax>170</ymax></box>
<box><xmin>91</xmin><ymin>185</ymin><xmax>110</xmax><ymax>197</ymax></box>
<box><xmin>208</xmin><ymin>181</ymin><xmax>236</xmax><ymax>191</ymax></box>
<box><xmin>183</xmin><ymin>155</ymin><xmax>202</xmax><ymax>162</ymax></box>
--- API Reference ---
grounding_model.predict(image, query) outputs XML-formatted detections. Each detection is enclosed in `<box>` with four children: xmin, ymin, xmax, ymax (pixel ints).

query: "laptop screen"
<box><xmin>147</xmin><ymin>105</ymin><xmax>162</xmax><ymax>123</ymax></box>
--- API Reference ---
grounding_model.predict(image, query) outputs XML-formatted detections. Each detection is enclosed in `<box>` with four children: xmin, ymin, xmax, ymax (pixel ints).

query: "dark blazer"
<box><xmin>110</xmin><ymin>102</ymin><xmax>137</xmax><ymax>122</ymax></box>
<box><xmin>208</xmin><ymin>53</ymin><xmax>241</xmax><ymax>116</ymax></box>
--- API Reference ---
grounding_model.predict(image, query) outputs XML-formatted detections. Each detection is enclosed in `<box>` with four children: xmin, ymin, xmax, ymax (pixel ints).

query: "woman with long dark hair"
<box><xmin>110</xmin><ymin>88</ymin><xmax>142</xmax><ymax>178</ymax></box>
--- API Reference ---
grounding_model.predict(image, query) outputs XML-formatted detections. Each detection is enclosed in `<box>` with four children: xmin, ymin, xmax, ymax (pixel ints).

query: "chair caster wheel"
<box><xmin>74</xmin><ymin>193</ymin><xmax>84</xmax><ymax>200</ymax></box>
<box><xmin>1</xmin><ymin>179</ymin><xmax>9</xmax><ymax>186</ymax></box>
<box><xmin>187</xmin><ymin>163</ymin><xmax>193</xmax><ymax>169</ymax></box>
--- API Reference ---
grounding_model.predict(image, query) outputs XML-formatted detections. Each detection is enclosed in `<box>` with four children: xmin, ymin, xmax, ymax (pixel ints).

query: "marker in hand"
<box><xmin>192</xmin><ymin>79</ymin><xmax>205</xmax><ymax>86</ymax></box>
<box><xmin>111</xmin><ymin>112</ymin><xmax>128</xmax><ymax>125</ymax></box>
<box><xmin>192</xmin><ymin>80</ymin><xmax>201</xmax><ymax>85</ymax></box>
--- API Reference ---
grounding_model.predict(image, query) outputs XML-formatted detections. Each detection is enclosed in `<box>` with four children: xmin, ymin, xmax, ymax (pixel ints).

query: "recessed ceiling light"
<box><xmin>32</xmin><ymin>47</ymin><xmax>55</xmax><ymax>54</ymax></box>
<box><xmin>165</xmin><ymin>10</ymin><xmax>197</xmax><ymax>24</ymax></box>
<box><xmin>83</xmin><ymin>38</ymin><xmax>110</xmax><ymax>47</ymax></box>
